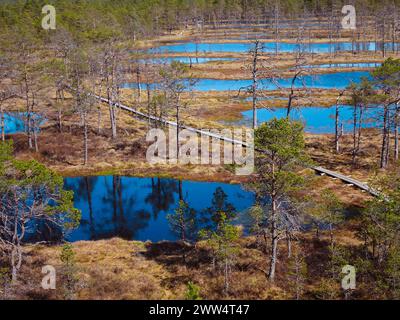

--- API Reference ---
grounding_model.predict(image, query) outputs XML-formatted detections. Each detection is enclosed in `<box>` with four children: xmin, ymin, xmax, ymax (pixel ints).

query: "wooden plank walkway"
<box><xmin>93</xmin><ymin>93</ymin><xmax>381</xmax><ymax>198</ymax></box>
<box><xmin>312</xmin><ymin>166</ymin><xmax>380</xmax><ymax>197</ymax></box>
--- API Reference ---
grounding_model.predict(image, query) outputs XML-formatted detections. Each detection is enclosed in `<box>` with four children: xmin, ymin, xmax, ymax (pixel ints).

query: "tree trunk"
<box><xmin>352</xmin><ymin>104</ymin><xmax>357</xmax><ymax>165</ymax></box>
<box><xmin>274</xmin><ymin>2</ymin><xmax>279</xmax><ymax>56</ymax></box>
<box><xmin>269</xmin><ymin>207</ymin><xmax>278</xmax><ymax>282</ymax></box>
<box><xmin>382</xmin><ymin>18</ymin><xmax>386</xmax><ymax>58</ymax></box>
<box><xmin>109</xmin><ymin>101</ymin><xmax>117</xmax><ymax>139</ymax></box>
<box><xmin>58</xmin><ymin>108</ymin><xmax>63</xmax><ymax>133</ymax></box>
<box><xmin>381</xmin><ymin>105</ymin><xmax>390</xmax><ymax>168</ymax></box>
<box><xmin>286</xmin><ymin>231</ymin><xmax>291</xmax><ymax>258</ymax></box>
<box><xmin>56</xmin><ymin>88</ymin><xmax>64</xmax><ymax>133</ymax></box>
<box><xmin>356</xmin><ymin>106</ymin><xmax>364</xmax><ymax>163</ymax></box>
<box><xmin>33</xmin><ymin>119</ymin><xmax>39</xmax><ymax>153</ymax></box>
<box><xmin>287</xmin><ymin>75</ymin><xmax>298</xmax><ymax>118</ymax></box>
<box><xmin>176</xmin><ymin>95</ymin><xmax>181</xmax><ymax>158</ymax></box>
<box><xmin>83</xmin><ymin>112</ymin><xmax>88</xmax><ymax>165</ymax></box>
<box><xmin>11</xmin><ymin>190</ymin><xmax>22</xmax><ymax>283</ymax></box>
<box><xmin>268</xmin><ymin>161</ymin><xmax>278</xmax><ymax>282</ymax></box>
<box><xmin>147</xmin><ymin>83</ymin><xmax>151</xmax><ymax>128</ymax></box>
<box><xmin>335</xmin><ymin>105</ymin><xmax>340</xmax><ymax>153</ymax></box>
<box><xmin>335</xmin><ymin>92</ymin><xmax>344</xmax><ymax>153</ymax></box>
<box><xmin>251</xmin><ymin>40</ymin><xmax>260</xmax><ymax>129</ymax></box>
<box><xmin>97</xmin><ymin>107</ymin><xmax>101</xmax><ymax>134</ymax></box>
<box><xmin>23</xmin><ymin>70</ymin><xmax>33</xmax><ymax>149</ymax></box>
<box><xmin>392</xmin><ymin>17</ymin><xmax>396</xmax><ymax>53</ymax></box>
<box><xmin>106</xmin><ymin>56</ymin><xmax>118</xmax><ymax>139</ymax></box>
<box><xmin>136</xmin><ymin>66</ymin><xmax>141</xmax><ymax>102</ymax></box>
<box><xmin>11</xmin><ymin>244</ymin><xmax>21</xmax><ymax>284</ymax></box>
<box><xmin>27</xmin><ymin>112</ymin><xmax>33</xmax><ymax>149</ymax></box>
<box><xmin>352</xmin><ymin>104</ymin><xmax>364</xmax><ymax>165</ymax></box>
<box><xmin>224</xmin><ymin>258</ymin><xmax>229</xmax><ymax>295</ymax></box>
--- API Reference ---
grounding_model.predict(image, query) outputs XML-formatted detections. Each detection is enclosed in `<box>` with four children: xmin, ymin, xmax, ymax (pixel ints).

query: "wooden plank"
<box><xmin>92</xmin><ymin>92</ymin><xmax>381</xmax><ymax>198</ymax></box>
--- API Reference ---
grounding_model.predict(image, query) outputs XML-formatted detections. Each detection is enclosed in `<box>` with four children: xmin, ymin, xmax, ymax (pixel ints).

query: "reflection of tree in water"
<box><xmin>165</xmin><ymin>180</ymin><xmax>201</xmax><ymax>242</ymax></box>
<box><xmin>202</xmin><ymin>187</ymin><xmax>237</xmax><ymax>230</ymax></box>
<box><xmin>65</xmin><ymin>176</ymin><xmax>153</xmax><ymax>241</ymax></box>
<box><xmin>27</xmin><ymin>177</ymin><xmax>98</xmax><ymax>243</ymax></box>
<box><xmin>145</xmin><ymin>178</ymin><xmax>179</xmax><ymax>219</ymax></box>
<box><xmin>96</xmin><ymin>176</ymin><xmax>151</xmax><ymax>240</ymax></box>
<box><xmin>24</xmin><ymin>220</ymin><xmax>64</xmax><ymax>243</ymax></box>
<box><xmin>65</xmin><ymin>176</ymin><xmax>99</xmax><ymax>239</ymax></box>
<box><xmin>64</xmin><ymin>177</ymin><xmax>241</xmax><ymax>242</ymax></box>
<box><xmin>156</xmin><ymin>182</ymin><xmax>240</xmax><ymax>240</ymax></box>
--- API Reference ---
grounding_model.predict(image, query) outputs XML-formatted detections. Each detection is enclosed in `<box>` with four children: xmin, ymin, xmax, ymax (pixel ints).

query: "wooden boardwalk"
<box><xmin>94</xmin><ymin>93</ymin><xmax>381</xmax><ymax>198</ymax></box>
<box><xmin>312</xmin><ymin>166</ymin><xmax>380</xmax><ymax>197</ymax></box>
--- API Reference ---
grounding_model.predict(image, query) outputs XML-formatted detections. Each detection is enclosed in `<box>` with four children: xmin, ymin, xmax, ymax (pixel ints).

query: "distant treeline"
<box><xmin>0</xmin><ymin>0</ymin><xmax>400</xmax><ymax>44</ymax></box>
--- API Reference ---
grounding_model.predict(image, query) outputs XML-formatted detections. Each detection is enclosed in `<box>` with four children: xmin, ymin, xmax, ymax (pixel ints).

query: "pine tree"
<box><xmin>249</xmin><ymin>118</ymin><xmax>309</xmax><ymax>282</ymax></box>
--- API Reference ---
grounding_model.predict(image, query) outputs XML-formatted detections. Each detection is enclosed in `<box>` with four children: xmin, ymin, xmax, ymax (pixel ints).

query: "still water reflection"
<box><xmin>150</xmin><ymin>41</ymin><xmax>399</xmax><ymax>54</ymax></box>
<box><xmin>123</xmin><ymin>71</ymin><xmax>371</xmax><ymax>91</ymax></box>
<box><xmin>63</xmin><ymin>176</ymin><xmax>255</xmax><ymax>242</ymax></box>
<box><xmin>136</xmin><ymin>57</ymin><xmax>238</xmax><ymax>64</ymax></box>
<box><xmin>240</xmin><ymin>105</ymin><xmax>380</xmax><ymax>134</ymax></box>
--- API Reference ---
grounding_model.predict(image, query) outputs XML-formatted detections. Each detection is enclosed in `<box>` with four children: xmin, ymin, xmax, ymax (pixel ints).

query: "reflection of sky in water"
<box><xmin>240</xmin><ymin>105</ymin><xmax>380</xmax><ymax>134</ymax></box>
<box><xmin>123</xmin><ymin>71</ymin><xmax>371</xmax><ymax>91</ymax></box>
<box><xmin>64</xmin><ymin>176</ymin><xmax>255</xmax><ymax>242</ymax></box>
<box><xmin>135</xmin><ymin>57</ymin><xmax>238</xmax><ymax>64</ymax></box>
<box><xmin>149</xmin><ymin>42</ymin><xmax>399</xmax><ymax>54</ymax></box>
<box><xmin>305</xmin><ymin>62</ymin><xmax>380</xmax><ymax>69</ymax></box>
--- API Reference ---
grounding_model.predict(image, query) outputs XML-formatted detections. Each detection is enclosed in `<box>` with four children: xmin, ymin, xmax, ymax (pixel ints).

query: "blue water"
<box><xmin>1</xmin><ymin>112</ymin><xmax>45</xmax><ymax>134</ymax></box>
<box><xmin>123</xmin><ymin>71</ymin><xmax>371</xmax><ymax>91</ymax></box>
<box><xmin>63</xmin><ymin>176</ymin><xmax>255</xmax><ymax>242</ymax></box>
<box><xmin>150</xmin><ymin>42</ymin><xmax>398</xmax><ymax>54</ymax></box>
<box><xmin>305</xmin><ymin>62</ymin><xmax>380</xmax><ymax>69</ymax></box>
<box><xmin>136</xmin><ymin>57</ymin><xmax>238</xmax><ymax>64</ymax></box>
<box><xmin>2</xmin><ymin>113</ymin><xmax>26</xmax><ymax>134</ymax></box>
<box><xmin>240</xmin><ymin>105</ymin><xmax>380</xmax><ymax>134</ymax></box>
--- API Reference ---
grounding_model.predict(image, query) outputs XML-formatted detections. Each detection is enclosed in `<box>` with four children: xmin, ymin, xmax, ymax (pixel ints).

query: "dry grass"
<box><xmin>9</xmin><ymin>91</ymin><xmax>388</xmax><ymax>205</ymax></box>
<box><xmin>4</xmin><ymin>30</ymin><xmax>396</xmax><ymax>208</ymax></box>
<box><xmin>5</xmin><ymin>227</ymin><xmax>371</xmax><ymax>300</ymax></box>
<box><xmin>16</xmin><ymin>239</ymin><xmax>178</xmax><ymax>300</ymax></box>
<box><xmin>305</xmin><ymin>128</ymin><xmax>390</xmax><ymax>182</ymax></box>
